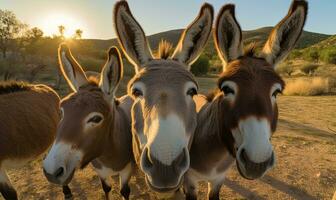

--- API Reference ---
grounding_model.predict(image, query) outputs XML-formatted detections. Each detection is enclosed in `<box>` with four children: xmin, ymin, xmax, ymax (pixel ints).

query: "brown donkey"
<box><xmin>0</xmin><ymin>82</ymin><xmax>60</xmax><ymax>199</ymax></box>
<box><xmin>113</xmin><ymin>1</ymin><xmax>213</xmax><ymax>195</ymax></box>
<box><xmin>185</xmin><ymin>1</ymin><xmax>308</xmax><ymax>199</ymax></box>
<box><xmin>43</xmin><ymin>44</ymin><xmax>134</xmax><ymax>200</ymax></box>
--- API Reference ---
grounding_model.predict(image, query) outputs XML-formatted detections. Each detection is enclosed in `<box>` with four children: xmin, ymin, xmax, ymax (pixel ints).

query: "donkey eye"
<box><xmin>187</xmin><ymin>88</ymin><xmax>198</xmax><ymax>96</ymax></box>
<box><xmin>272</xmin><ymin>89</ymin><xmax>282</xmax><ymax>98</ymax></box>
<box><xmin>132</xmin><ymin>88</ymin><xmax>143</xmax><ymax>97</ymax></box>
<box><xmin>87</xmin><ymin>115</ymin><xmax>103</xmax><ymax>123</ymax></box>
<box><xmin>221</xmin><ymin>86</ymin><xmax>235</xmax><ymax>95</ymax></box>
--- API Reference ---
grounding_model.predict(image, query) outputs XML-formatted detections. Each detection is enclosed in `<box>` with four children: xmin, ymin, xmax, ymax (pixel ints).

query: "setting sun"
<box><xmin>39</xmin><ymin>13</ymin><xmax>86</xmax><ymax>38</ymax></box>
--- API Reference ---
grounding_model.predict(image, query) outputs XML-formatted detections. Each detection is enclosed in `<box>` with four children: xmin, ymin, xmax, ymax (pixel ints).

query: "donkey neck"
<box><xmin>190</xmin><ymin>94</ymin><xmax>234</xmax><ymax>171</ymax></box>
<box><xmin>98</xmin><ymin>99</ymin><xmax>133</xmax><ymax>170</ymax></box>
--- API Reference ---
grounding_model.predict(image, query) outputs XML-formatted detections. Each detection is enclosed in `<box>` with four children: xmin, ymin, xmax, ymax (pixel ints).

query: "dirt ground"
<box><xmin>1</xmin><ymin>78</ymin><xmax>336</xmax><ymax>200</ymax></box>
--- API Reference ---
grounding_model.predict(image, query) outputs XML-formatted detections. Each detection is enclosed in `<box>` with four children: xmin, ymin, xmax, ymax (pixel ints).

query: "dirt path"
<box><xmin>2</xmin><ymin>95</ymin><xmax>336</xmax><ymax>200</ymax></box>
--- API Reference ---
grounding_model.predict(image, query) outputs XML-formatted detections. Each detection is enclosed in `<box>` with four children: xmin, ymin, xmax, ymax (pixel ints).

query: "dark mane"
<box><xmin>243</xmin><ymin>42</ymin><xmax>258</xmax><ymax>57</ymax></box>
<box><xmin>205</xmin><ymin>88</ymin><xmax>220</xmax><ymax>102</ymax></box>
<box><xmin>156</xmin><ymin>40</ymin><xmax>173</xmax><ymax>59</ymax></box>
<box><xmin>0</xmin><ymin>81</ymin><xmax>31</xmax><ymax>95</ymax></box>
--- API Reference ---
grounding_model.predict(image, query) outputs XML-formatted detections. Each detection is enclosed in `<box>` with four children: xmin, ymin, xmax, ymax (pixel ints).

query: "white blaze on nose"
<box><xmin>147</xmin><ymin>114</ymin><xmax>188</xmax><ymax>165</ymax></box>
<box><xmin>43</xmin><ymin>142</ymin><xmax>83</xmax><ymax>175</ymax></box>
<box><xmin>238</xmin><ymin>117</ymin><xmax>273</xmax><ymax>163</ymax></box>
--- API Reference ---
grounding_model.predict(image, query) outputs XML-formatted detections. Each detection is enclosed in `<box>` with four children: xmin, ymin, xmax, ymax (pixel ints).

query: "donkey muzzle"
<box><xmin>140</xmin><ymin>147</ymin><xmax>189</xmax><ymax>192</ymax></box>
<box><xmin>237</xmin><ymin>148</ymin><xmax>275</xmax><ymax>180</ymax></box>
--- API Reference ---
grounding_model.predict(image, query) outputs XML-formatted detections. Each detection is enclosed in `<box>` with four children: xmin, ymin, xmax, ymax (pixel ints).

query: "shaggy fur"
<box><xmin>0</xmin><ymin>81</ymin><xmax>31</xmax><ymax>95</ymax></box>
<box><xmin>156</xmin><ymin>40</ymin><xmax>173</xmax><ymax>59</ymax></box>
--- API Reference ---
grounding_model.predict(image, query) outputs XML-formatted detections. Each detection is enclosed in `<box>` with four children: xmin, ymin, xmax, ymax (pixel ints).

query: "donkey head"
<box><xmin>43</xmin><ymin>44</ymin><xmax>123</xmax><ymax>185</ymax></box>
<box><xmin>214</xmin><ymin>0</ymin><xmax>307</xmax><ymax>179</ymax></box>
<box><xmin>114</xmin><ymin>1</ymin><xmax>213</xmax><ymax>192</ymax></box>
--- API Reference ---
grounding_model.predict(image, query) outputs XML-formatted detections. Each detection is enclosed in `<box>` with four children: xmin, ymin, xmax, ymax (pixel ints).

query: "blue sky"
<box><xmin>0</xmin><ymin>0</ymin><xmax>334</xmax><ymax>39</ymax></box>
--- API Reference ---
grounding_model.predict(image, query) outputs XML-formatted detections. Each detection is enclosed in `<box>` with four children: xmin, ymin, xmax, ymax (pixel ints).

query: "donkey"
<box><xmin>113</xmin><ymin>1</ymin><xmax>213</xmax><ymax>195</ymax></box>
<box><xmin>0</xmin><ymin>82</ymin><xmax>60</xmax><ymax>199</ymax></box>
<box><xmin>184</xmin><ymin>1</ymin><xmax>308</xmax><ymax>199</ymax></box>
<box><xmin>43</xmin><ymin>44</ymin><xmax>134</xmax><ymax>200</ymax></box>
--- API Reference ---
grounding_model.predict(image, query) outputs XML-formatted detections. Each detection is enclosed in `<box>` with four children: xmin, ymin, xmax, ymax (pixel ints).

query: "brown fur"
<box><xmin>58</xmin><ymin>85</ymin><xmax>133</xmax><ymax>171</ymax></box>
<box><xmin>186</xmin><ymin>1</ymin><xmax>307</xmax><ymax>199</ymax></box>
<box><xmin>0</xmin><ymin>83</ymin><xmax>60</xmax><ymax>166</ymax></box>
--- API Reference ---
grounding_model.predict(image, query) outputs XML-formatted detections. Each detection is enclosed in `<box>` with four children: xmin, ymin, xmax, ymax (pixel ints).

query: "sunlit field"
<box><xmin>1</xmin><ymin>77</ymin><xmax>334</xmax><ymax>200</ymax></box>
<box><xmin>1</xmin><ymin>1</ymin><xmax>336</xmax><ymax>200</ymax></box>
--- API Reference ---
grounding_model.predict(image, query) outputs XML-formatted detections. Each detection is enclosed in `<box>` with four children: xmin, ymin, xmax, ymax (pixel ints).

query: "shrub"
<box><xmin>289</xmin><ymin>49</ymin><xmax>303</xmax><ymax>60</ymax></box>
<box><xmin>300</xmin><ymin>64</ymin><xmax>319</xmax><ymax>75</ymax></box>
<box><xmin>276</xmin><ymin>63</ymin><xmax>294</xmax><ymax>76</ymax></box>
<box><xmin>303</xmin><ymin>48</ymin><xmax>319</xmax><ymax>62</ymax></box>
<box><xmin>321</xmin><ymin>49</ymin><xmax>336</xmax><ymax>64</ymax></box>
<box><xmin>284</xmin><ymin>77</ymin><xmax>330</xmax><ymax>96</ymax></box>
<box><xmin>191</xmin><ymin>55</ymin><xmax>210</xmax><ymax>76</ymax></box>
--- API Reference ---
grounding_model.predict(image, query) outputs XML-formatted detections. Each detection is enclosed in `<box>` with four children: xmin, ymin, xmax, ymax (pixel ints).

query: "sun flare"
<box><xmin>39</xmin><ymin>13</ymin><xmax>86</xmax><ymax>38</ymax></box>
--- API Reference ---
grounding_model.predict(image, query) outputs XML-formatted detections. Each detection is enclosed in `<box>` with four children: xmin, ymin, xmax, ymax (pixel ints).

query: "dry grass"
<box><xmin>284</xmin><ymin>77</ymin><xmax>330</xmax><ymax>96</ymax></box>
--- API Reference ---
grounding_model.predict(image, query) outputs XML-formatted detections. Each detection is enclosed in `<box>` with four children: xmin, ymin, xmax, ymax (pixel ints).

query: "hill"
<box><xmin>304</xmin><ymin>35</ymin><xmax>336</xmax><ymax>50</ymax></box>
<box><xmin>84</xmin><ymin>27</ymin><xmax>330</xmax><ymax>54</ymax></box>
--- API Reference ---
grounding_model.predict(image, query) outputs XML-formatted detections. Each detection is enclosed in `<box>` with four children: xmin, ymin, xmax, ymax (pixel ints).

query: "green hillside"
<box><xmin>83</xmin><ymin>27</ymin><xmax>330</xmax><ymax>54</ymax></box>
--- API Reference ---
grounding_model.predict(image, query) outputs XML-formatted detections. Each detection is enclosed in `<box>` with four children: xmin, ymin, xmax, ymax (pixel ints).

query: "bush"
<box><xmin>300</xmin><ymin>64</ymin><xmax>319</xmax><ymax>75</ymax></box>
<box><xmin>284</xmin><ymin>77</ymin><xmax>330</xmax><ymax>96</ymax></box>
<box><xmin>289</xmin><ymin>49</ymin><xmax>303</xmax><ymax>60</ymax></box>
<box><xmin>303</xmin><ymin>48</ymin><xmax>319</xmax><ymax>62</ymax></box>
<box><xmin>320</xmin><ymin>49</ymin><xmax>336</xmax><ymax>64</ymax></box>
<box><xmin>191</xmin><ymin>55</ymin><xmax>210</xmax><ymax>76</ymax></box>
<box><xmin>276</xmin><ymin>63</ymin><xmax>294</xmax><ymax>76</ymax></box>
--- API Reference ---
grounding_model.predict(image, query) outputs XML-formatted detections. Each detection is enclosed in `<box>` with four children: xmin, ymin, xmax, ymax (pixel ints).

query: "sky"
<box><xmin>0</xmin><ymin>0</ymin><xmax>335</xmax><ymax>39</ymax></box>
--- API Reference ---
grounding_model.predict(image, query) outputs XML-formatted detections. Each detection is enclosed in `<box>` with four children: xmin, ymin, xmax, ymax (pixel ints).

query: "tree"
<box><xmin>24</xmin><ymin>27</ymin><xmax>43</xmax><ymax>54</ymax></box>
<box><xmin>0</xmin><ymin>9</ymin><xmax>23</xmax><ymax>58</ymax></box>
<box><xmin>74</xmin><ymin>29</ymin><xmax>83</xmax><ymax>40</ymax></box>
<box><xmin>29</xmin><ymin>27</ymin><xmax>43</xmax><ymax>41</ymax></box>
<box><xmin>58</xmin><ymin>25</ymin><xmax>65</xmax><ymax>39</ymax></box>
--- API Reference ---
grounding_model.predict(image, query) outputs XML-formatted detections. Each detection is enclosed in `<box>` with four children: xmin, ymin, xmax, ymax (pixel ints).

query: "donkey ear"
<box><xmin>214</xmin><ymin>4</ymin><xmax>243</xmax><ymax>70</ymax></box>
<box><xmin>261</xmin><ymin>0</ymin><xmax>308</xmax><ymax>66</ymax></box>
<box><xmin>113</xmin><ymin>1</ymin><xmax>153</xmax><ymax>73</ymax></box>
<box><xmin>58</xmin><ymin>43</ymin><xmax>88</xmax><ymax>92</ymax></box>
<box><xmin>172</xmin><ymin>3</ymin><xmax>214</xmax><ymax>67</ymax></box>
<box><xmin>99</xmin><ymin>46</ymin><xmax>123</xmax><ymax>98</ymax></box>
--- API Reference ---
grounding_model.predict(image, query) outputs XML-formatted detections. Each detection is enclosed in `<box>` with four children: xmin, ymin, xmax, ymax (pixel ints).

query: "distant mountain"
<box><xmin>84</xmin><ymin>27</ymin><xmax>331</xmax><ymax>54</ymax></box>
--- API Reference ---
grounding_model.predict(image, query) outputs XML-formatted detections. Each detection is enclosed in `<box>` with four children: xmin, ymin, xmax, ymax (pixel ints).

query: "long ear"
<box><xmin>99</xmin><ymin>46</ymin><xmax>123</xmax><ymax>98</ymax></box>
<box><xmin>113</xmin><ymin>1</ymin><xmax>153</xmax><ymax>73</ymax></box>
<box><xmin>214</xmin><ymin>4</ymin><xmax>243</xmax><ymax>71</ymax></box>
<box><xmin>261</xmin><ymin>0</ymin><xmax>308</xmax><ymax>66</ymax></box>
<box><xmin>172</xmin><ymin>3</ymin><xmax>214</xmax><ymax>67</ymax></box>
<box><xmin>58</xmin><ymin>43</ymin><xmax>88</xmax><ymax>92</ymax></box>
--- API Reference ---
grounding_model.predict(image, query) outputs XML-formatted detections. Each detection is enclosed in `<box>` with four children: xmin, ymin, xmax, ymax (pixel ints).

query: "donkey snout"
<box><xmin>43</xmin><ymin>166</ymin><xmax>66</xmax><ymax>184</ymax></box>
<box><xmin>237</xmin><ymin>148</ymin><xmax>275</xmax><ymax>180</ymax></box>
<box><xmin>172</xmin><ymin>147</ymin><xmax>189</xmax><ymax>173</ymax></box>
<box><xmin>140</xmin><ymin>147</ymin><xmax>189</xmax><ymax>191</ymax></box>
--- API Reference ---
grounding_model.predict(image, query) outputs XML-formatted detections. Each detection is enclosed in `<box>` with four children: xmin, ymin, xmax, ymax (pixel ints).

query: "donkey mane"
<box><xmin>243</xmin><ymin>43</ymin><xmax>258</xmax><ymax>57</ymax></box>
<box><xmin>156</xmin><ymin>40</ymin><xmax>173</xmax><ymax>59</ymax></box>
<box><xmin>0</xmin><ymin>81</ymin><xmax>31</xmax><ymax>95</ymax></box>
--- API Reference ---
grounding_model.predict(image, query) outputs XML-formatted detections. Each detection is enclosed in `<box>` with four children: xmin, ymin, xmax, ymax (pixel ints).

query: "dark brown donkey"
<box><xmin>113</xmin><ymin>1</ymin><xmax>213</xmax><ymax>196</ymax></box>
<box><xmin>43</xmin><ymin>44</ymin><xmax>134</xmax><ymax>200</ymax></box>
<box><xmin>185</xmin><ymin>1</ymin><xmax>308</xmax><ymax>200</ymax></box>
<box><xmin>0</xmin><ymin>82</ymin><xmax>60</xmax><ymax>199</ymax></box>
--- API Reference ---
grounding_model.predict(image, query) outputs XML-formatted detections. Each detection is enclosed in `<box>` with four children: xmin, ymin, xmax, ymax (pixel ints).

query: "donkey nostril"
<box><xmin>54</xmin><ymin>167</ymin><xmax>64</xmax><ymax>178</ymax></box>
<box><xmin>240</xmin><ymin>148</ymin><xmax>248</xmax><ymax>163</ymax></box>
<box><xmin>174</xmin><ymin>148</ymin><xmax>189</xmax><ymax>172</ymax></box>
